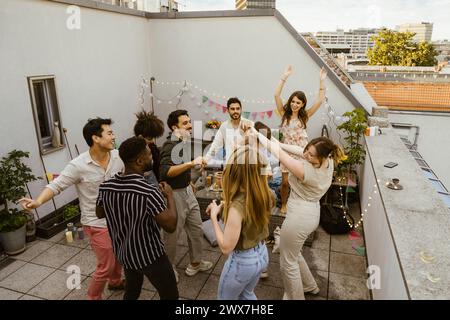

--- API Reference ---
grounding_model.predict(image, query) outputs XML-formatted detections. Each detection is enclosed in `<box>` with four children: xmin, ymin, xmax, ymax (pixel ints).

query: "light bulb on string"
<box><xmin>157</xmin><ymin>100</ymin><xmax>162</xmax><ymax>104</ymax></box>
<box><xmin>196</xmin><ymin>102</ymin><xmax>202</xmax><ymax>107</ymax></box>
<box><xmin>204</xmin><ymin>110</ymin><xmax>209</xmax><ymax>115</ymax></box>
<box><xmin>190</xmin><ymin>94</ymin><xmax>195</xmax><ymax>100</ymax></box>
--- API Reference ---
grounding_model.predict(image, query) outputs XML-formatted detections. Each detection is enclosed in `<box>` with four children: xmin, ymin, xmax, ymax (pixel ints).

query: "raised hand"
<box><xmin>159</xmin><ymin>181</ymin><xmax>173</xmax><ymax>198</ymax></box>
<box><xmin>282</xmin><ymin>65</ymin><xmax>293</xmax><ymax>80</ymax></box>
<box><xmin>206</xmin><ymin>199</ymin><xmax>223</xmax><ymax>220</ymax></box>
<box><xmin>192</xmin><ymin>156</ymin><xmax>205</xmax><ymax>167</ymax></box>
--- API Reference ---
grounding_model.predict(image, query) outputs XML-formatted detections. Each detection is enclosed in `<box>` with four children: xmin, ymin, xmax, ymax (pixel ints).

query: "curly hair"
<box><xmin>118</xmin><ymin>136</ymin><xmax>147</xmax><ymax>165</ymax></box>
<box><xmin>134</xmin><ymin>110</ymin><xmax>165</xmax><ymax>139</ymax></box>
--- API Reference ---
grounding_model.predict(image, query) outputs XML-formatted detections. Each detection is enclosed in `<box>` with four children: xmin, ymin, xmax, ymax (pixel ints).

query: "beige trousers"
<box><xmin>164</xmin><ymin>185</ymin><xmax>204</xmax><ymax>265</ymax></box>
<box><xmin>279</xmin><ymin>197</ymin><xmax>320</xmax><ymax>300</ymax></box>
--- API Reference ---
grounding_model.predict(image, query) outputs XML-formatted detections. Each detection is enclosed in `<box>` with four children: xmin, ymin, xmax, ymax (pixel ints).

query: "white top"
<box><xmin>205</xmin><ymin>118</ymin><xmax>254</xmax><ymax>163</ymax></box>
<box><xmin>46</xmin><ymin>149</ymin><xmax>124</xmax><ymax>228</ymax></box>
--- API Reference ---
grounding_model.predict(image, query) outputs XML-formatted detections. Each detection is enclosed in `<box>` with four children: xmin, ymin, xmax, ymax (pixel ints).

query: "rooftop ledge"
<box><xmin>362</xmin><ymin>127</ymin><xmax>450</xmax><ymax>299</ymax></box>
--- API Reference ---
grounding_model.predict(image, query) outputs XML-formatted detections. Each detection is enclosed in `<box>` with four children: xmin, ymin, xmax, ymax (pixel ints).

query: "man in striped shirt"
<box><xmin>96</xmin><ymin>137</ymin><xmax>178</xmax><ymax>300</ymax></box>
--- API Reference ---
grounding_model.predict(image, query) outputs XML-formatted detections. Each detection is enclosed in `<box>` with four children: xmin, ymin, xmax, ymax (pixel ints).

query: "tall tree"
<box><xmin>368</xmin><ymin>29</ymin><xmax>437</xmax><ymax>66</ymax></box>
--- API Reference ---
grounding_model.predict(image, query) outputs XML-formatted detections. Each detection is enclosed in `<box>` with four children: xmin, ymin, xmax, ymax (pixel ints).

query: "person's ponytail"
<box><xmin>331</xmin><ymin>144</ymin><xmax>346</xmax><ymax>164</ymax></box>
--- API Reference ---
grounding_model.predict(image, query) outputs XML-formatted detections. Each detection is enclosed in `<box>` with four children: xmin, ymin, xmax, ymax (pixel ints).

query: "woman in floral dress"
<box><xmin>275</xmin><ymin>65</ymin><xmax>328</xmax><ymax>214</ymax></box>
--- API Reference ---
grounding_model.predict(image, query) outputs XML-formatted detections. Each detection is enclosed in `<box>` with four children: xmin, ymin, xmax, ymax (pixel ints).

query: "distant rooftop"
<box><xmin>363</xmin><ymin>82</ymin><xmax>450</xmax><ymax>112</ymax></box>
<box><xmin>301</xmin><ymin>33</ymin><xmax>354</xmax><ymax>87</ymax></box>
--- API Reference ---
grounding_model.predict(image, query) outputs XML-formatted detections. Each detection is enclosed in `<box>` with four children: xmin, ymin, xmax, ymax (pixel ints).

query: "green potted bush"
<box><xmin>335</xmin><ymin>108</ymin><xmax>368</xmax><ymax>186</ymax></box>
<box><xmin>0</xmin><ymin>150</ymin><xmax>39</xmax><ymax>254</ymax></box>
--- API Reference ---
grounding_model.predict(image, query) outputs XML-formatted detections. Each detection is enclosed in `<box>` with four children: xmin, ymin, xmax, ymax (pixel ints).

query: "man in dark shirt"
<box><xmin>96</xmin><ymin>137</ymin><xmax>178</xmax><ymax>300</ymax></box>
<box><xmin>160</xmin><ymin>110</ymin><xmax>213</xmax><ymax>281</ymax></box>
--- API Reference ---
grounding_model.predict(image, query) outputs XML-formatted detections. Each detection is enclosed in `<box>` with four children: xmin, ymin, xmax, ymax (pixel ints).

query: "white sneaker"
<box><xmin>185</xmin><ymin>260</ymin><xmax>213</xmax><ymax>276</ymax></box>
<box><xmin>260</xmin><ymin>270</ymin><xmax>269</xmax><ymax>279</ymax></box>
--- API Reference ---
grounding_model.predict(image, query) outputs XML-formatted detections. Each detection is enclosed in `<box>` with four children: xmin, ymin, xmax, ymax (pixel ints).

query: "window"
<box><xmin>27</xmin><ymin>75</ymin><xmax>64</xmax><ymax>155</ymax></box>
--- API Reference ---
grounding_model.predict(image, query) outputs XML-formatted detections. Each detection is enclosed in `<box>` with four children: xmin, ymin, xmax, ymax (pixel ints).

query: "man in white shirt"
<box><xmin>20</xmin><ymin>118</ymin><xmax>125</xmax><ymax>300</ymax></box>
<box><xmin>204</xmin><ymin>97</ymin><xmax>254</xmax><ymax>164</ymax></box>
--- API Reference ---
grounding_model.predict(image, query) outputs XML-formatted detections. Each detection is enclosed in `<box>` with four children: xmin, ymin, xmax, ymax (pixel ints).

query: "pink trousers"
<box><xmin>84</xmin><ymin>226</ymin><xmax>123</xmax><ymax>300</ymax></box>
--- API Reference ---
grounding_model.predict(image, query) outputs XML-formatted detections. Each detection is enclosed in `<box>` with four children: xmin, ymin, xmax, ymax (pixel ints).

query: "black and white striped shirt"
<box><xmin>96</xmin><ymin>173</ymin><xmax>166</xmax><ymax>270</ymax></box>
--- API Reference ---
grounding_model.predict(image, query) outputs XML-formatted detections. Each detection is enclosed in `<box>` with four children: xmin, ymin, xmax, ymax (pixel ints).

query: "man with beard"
<box><xmin>159</xmin><ymin>110</ymin><xmax>212</xmax><ymax>281</ymax></box>
<box><xmin>205</xmin><ymin>97</ymin><xmax>254</xmax><ymax>164</ymax></box>
<box><xmin>96</xmin><ymin>137</ymin><xmax>179</xmax><ymax>299</ymax></box>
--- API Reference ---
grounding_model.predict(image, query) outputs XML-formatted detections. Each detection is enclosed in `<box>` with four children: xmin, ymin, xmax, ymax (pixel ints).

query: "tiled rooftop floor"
<box><xmin>0</xmin><ymin>203</ymin><xmax>370</xmax><ymax>300</ymax></box>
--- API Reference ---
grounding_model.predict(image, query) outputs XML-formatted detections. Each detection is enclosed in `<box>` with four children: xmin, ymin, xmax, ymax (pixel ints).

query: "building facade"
<box><xmin>397</xmin><ymin>22</ymin><xmax>433</xmax><ymax>42</ymax></box>
<box><xmin>95</xmin><ymin>0</ymin><xmax>178</xmax><ymax>12</ymax></box>
<box><xmin>235</xmin><ymin>0</ymin><xmax>275</xmax><ymax>10</ymax></box>
<box><xmin>315</xmin><ymin>28</ymin><xmax>380</xmax><ymax>56</ymax></box>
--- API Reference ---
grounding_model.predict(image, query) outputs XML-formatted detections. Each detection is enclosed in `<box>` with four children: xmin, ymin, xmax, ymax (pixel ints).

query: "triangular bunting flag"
<box><xmin>209</xmin><ymin>100</ymin><xmax>214</xmax><ymax>107</ymax></box>
<box><xmin>260</xmin><ymin>112</ymin><xmax>265</xmax><ymax>119</ymax></box>
<box><xmin>267</xmin><ymin>110</ymin><xmax>273</xmax><ymax>118</ymax></box>
<box><xmin>243</xmin><ymin>112</ymin><xmax>251</xmax><ymax>119</ymax></box>
<box><xmin>251</xmin><ymin>112</ymin><xmax>257</xmax><ymax>121</ymax></box>
<box><xmin>349</xmin><ymin>230</ymin><xmax>362</xmax><ymax>241</ymax></box>
<box><xmin>346</xmin><ymin>186</ymin><xmax>356</xmax><ymax>193</ymax></box>
<box><xmin>222</xmin><ymin>106</ymin><xmax>227</xmax><ymax>113</ymax></box>
<box><xmin>352</xmin><ymin>244</ymin><xmax>366</xmax><ymax>256</ymax></box>
<box><xmin>202</xmin><ymin>96</ymin><xmax>208</xmax><ymax>103</ymax></box>
<box><xmin>216</xmin><ymin>105</ymin><xmax>221</xmax><ymax>112</ymax></box>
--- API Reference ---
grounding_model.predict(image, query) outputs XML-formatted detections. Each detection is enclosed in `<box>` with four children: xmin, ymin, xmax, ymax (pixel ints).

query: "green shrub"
<box><xmin>63</xmin><ymin>204</ymin><xmax>80</xmax><ymax>220</ymax></box>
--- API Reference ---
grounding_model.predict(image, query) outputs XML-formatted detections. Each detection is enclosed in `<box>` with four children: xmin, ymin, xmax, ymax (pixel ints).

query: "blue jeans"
<box><xmin>218</xmin><ymin>241</ymin><xmax>268</xmax><ymax>300</ymax></box>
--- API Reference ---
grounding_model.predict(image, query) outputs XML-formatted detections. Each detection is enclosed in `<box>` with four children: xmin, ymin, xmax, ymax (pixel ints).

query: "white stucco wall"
<box><xmin>388</xmin><ymin>112</ymin><xmax>450</xmax><ymax>191</ymax></box>
<box><xmin>147</xmin><ymin>16</ymin><xmax>360</xmax><ymax>146</ymax></box>
<box><xmin>0</xmin><ymin>0</ymin><xmax>150</xmax><ymax>218</ymax></box>
<box><xmin>1</xmin><ymin>0</ymin><xmax>363</xmax><ymax>219</ymax></box>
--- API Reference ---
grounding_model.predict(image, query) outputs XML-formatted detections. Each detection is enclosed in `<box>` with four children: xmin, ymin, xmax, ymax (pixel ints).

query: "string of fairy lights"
<box><xmin>335</xmin><ymin>172</ymin><xmax>382</xmax><ymax>230</ymax></box>
<box><xmin>139</xmin><ymin>77</ymin><xmax>387</xmax><ymax>231</ymax></box>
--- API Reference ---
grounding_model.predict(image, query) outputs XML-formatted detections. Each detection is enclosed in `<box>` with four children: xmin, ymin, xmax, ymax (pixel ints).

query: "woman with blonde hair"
<box><xmin>253</xmin><ymin>127</ymin><xmax>345</xmax><ymax>300</ymax></box>
<box><xmin>206</xmin><ymin>145</ymin><xmax>274</xmax><ymax>300</ymax></box>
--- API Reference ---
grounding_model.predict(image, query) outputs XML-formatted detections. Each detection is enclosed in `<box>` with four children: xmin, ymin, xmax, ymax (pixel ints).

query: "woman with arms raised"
<box><xmin>275</xmin><ymin>65</ymin><xmax>328</xmax><ymax>215</ymax></box>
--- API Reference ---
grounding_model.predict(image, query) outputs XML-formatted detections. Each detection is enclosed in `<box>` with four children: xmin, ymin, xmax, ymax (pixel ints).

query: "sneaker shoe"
<box><xmin>107</xmin><ymin>279</ymin><xmax>126</xmax><ymax>291</ymax></box>
<box><xmin>260</xmin><ymin>270</ymin><xmax>269</xmax><ymax>279</ymax></box>
<box><xmin>305</xmin><ymin>287</ymin><xmax>320</xmax><ymax>295</ymax></box>
<box><xmin>185</xmin><ymin>260</ymin><xmax>213</xmax><ymax>276</ymax></box>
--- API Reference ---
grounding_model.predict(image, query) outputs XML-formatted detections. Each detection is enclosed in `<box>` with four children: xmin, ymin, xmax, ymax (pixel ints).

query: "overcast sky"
<box><xmin>181</xmin><ymin>0</ymin><xmax>450</xmax><ymax>40</ymax></box>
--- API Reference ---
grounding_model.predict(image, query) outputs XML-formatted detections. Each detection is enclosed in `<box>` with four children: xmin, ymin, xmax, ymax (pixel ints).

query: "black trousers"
<box><xmin>123</xmin><ymin>254</ymin><xmax>179</xmax><ymax>300</ymax></box>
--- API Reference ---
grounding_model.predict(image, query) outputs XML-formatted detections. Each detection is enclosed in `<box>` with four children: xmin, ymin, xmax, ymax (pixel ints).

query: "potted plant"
<box><xmin>0</xmin><ymin>150</ymin><xmax>39</xmax><ymax>255</ymax></box>
<box><xmin>335</xmin><ymin>108</ymin><xmax>367</xmax><ymax>187</ymax></box>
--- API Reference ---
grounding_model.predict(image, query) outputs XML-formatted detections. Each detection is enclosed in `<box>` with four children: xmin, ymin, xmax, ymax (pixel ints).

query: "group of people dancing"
<box><xmin>20</xmin><ymin>65</ymin><xmax>344</xmax><ymax>300</ymax></box>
